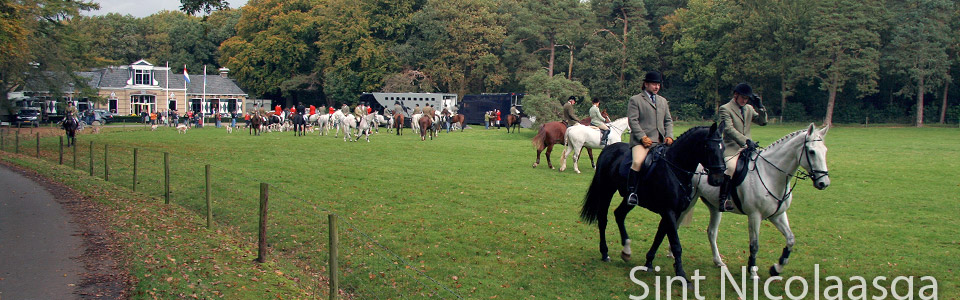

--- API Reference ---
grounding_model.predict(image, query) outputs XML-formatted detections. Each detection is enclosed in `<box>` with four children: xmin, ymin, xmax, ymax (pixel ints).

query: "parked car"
<box><xmin>81</xmin><ymin>110</ymin><xmax>111</xmax><ymax>126</ymax></box>
<box><xmin>15</xmin><ymin>107</ymin><xmax>41</xmax><ymax>127</ymax></box>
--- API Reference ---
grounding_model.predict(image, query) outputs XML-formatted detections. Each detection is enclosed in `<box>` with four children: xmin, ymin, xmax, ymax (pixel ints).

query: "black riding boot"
<box><xmin>626</xmin><ymin>169</ymin><xmax>642</xmax><ymax>206</ymax></box>
<box><xmin>717</xmin><ymin>175</ymin><xmax>735</xmax><ymax>212</ymax></box>
<box><xmin>600</xmin><ymin>129</ymin><xmax>610</xmax><ymax>146</ymax></box>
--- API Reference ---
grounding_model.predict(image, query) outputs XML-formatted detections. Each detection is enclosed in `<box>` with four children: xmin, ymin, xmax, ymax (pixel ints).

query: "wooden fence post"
<box><xmin>73</xmin><ymin>142</ymin><xmax>77</xmax><ymax>169</ymax></box>
<box><xmin>35</xmin><ymin>133</ymin><xmax>39</xmax><ymax>159</ymax></box>
<box><xmin>133</xmin><ymin>148</ymin><xmax>138</xmax><ymax>191</ymax></box>
<box><xmin>164</xmin><ymin>152</ymin><xmax>170</xmax><ymax>204</ymax></box>
<box><xmin>329</xmin><ymin>214</ymin><xmax>339</xmax><ymax>300</ymax></box>
<box><xmin>15</xmin><ymin>131</ymin><xmax>19</xmax><ymax>154</ymax></box>
<box><xmin>205</xmin><ymin>164</ymin><xmax>212</xmax><ymax>228</ymax></box>
<box><xmin>256</xmin><ymin>183</ymin><xmax>269</xmax><ymax>263</ymax></box>
<box><xmin>1</xmin><ymin>129</ymin><xmax>4</xmax><ymax>151</ymax></box>
<box><xmin>89</xmin><ymin>141</ymin><xmax>94</xmax><ymax>176</ymax></box>
<box><xmin>103</xmin><ymin>144</ymin><xmax>109</xmax><ymax>181</ymax></box>
<box><xmin>59</xmin><ymin>136</ymin><xmax>63</xmax><ymax>165</ymax></box>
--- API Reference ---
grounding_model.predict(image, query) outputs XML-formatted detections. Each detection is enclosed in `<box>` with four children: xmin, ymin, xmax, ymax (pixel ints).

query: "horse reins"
<box><xmin>750</xmin><ymin>134</ymin><xmax>828</xmax><ymax>218</ymax></box>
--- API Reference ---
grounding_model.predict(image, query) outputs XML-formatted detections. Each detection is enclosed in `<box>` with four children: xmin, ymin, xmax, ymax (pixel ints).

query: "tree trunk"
<box><xmin>940</xmin><ymin>83</ymin><xmax>948</xmax><ymax>124</ymax></box>
<box><xmin>780</xmin><ymin>74</ymin><xmax>788</xmax><ymax>119</ymax></box>
<box><xmin>548</xmin><ymin>39</ymin><xmax>556</xmax><ymax>78</ymax></box>
<box><xmin>824</xmin><ymin>78</ymin><xmax>837</xmax><ymax>127</ymax></box>
<box><xmin>916</xmin><ymin>76</ymin><xmax>924</xmax><ymax>127</ymax></box>
<box><xmin>567</xmin><ymin>46</ymin><xmax>574</xmax><ymax>80</ymax></box>
<box><xmin>619</xmin><ymin>9</ymin><xmax>629</xmax><ymax>83</ymax></box>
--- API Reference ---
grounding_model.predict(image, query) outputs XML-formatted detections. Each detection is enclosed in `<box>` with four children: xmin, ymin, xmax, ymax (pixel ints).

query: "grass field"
<box><xmin>1</xmin><ymin>122</ymin><xmax>958</xmax><ymax>299</ymax></box>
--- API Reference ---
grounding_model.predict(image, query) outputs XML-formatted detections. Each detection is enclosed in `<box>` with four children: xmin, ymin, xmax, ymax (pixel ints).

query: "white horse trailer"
<box><xmin>359</xmin><ymin>92</ymin><xmax>458</xmax><ymax>119</ymax></box>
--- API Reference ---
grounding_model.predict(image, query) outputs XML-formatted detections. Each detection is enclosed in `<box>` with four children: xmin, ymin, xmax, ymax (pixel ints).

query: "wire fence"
<box><xmin>0</xmin><ymin>127</ymin><xmax>462</xmax><ymax>299</ymax></box>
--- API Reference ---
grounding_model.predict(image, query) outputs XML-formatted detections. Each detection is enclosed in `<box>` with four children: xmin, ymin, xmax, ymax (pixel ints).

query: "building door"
<box><xmin>168</xmin><ymin>100</ymin><xmax>177</xmax><ymax>111</ymax></box>
<box><xmin>109</xmin><ymin>99</ymin><xmax>118</xmax><ymax>113</ymax></box>
<box><xmin>228</xmin><ymin>99</ymin><xmax>238</xmax><ymax>113</ymax></box>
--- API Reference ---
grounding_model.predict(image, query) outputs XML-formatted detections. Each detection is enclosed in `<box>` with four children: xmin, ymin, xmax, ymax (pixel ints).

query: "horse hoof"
<box><xmin>770</xmin><ymin>264</ymin><xmax>782</xmax><ymax>276</ymax></box>
<box><xmin>715</xmin><ymin>261</ymin><xmax>726</xmax><ymax>268</ymax></box>
<box><xmin>602</xmin><ymin>256</ymin><xmax>611</xmax><ymax>262</ymax></box>
<box><xmin>620</xmin><ymin>252</ymin><xmax>631</xmax><ymax>262</ymax></box>
<box><xmin>575</xmin><ymin>170</ymin><xmax>581</xmax><ymax>174</ymax></box>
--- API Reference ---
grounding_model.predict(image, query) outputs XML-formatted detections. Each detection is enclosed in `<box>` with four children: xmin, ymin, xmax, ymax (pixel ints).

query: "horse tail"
<box><xmin>532</xmin><ymin>124</ymin><xmax>547</xmax><ymax>150</ymax></box>
<box><xmin>579</xmin><ymin>168</ymin><xmax>615</xmax><ymax>224</ymax></box>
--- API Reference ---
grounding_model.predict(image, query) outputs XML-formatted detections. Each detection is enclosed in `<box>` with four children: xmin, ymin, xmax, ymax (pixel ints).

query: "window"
<box><xmin>134</xmin><ymin>69</ymin><xmax>152</xmax><ymax>85</ymax></box>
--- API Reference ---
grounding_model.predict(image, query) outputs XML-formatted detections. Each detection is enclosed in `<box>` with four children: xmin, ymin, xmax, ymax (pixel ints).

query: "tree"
<box><xmin>520</xmin><ymin>70</ymin><xmax>589</xmax><ymax>126</ymax></box>
<box><xmin>219</xmin><ymin>0</ymin><xmax>321</xmax><ymax>104</ymax></box>
<box><xmin>797</xmin><ymin>0</ymin><xmax>883</xmax><ymax>126</ymax></box>
<box><xmin>0</xmin><ymin>0</ymin><xmax>100</xmax><ymax>120</ymax></box>
<box><xmin>406</xmin><ymin>0</ymin><xmax>507</xmax><ymax>96</ymax></box>
<box><xmin>662</xmin><ymin>0</ymin><xmax>737</xmax><ymax>113</ymax></box>
<box><xmin>885</xmin><ymin>0</ymin><xmax>954</xmax><ymax>127</ymax></box>
<box><xmin>504</xmin><ymin>0</ymin><xmax>592</xmax><ymax>79</ymax></box>
<box><xmin>180</xmin><ymin>0</ymin><xmax>230</xmax><ymax>16</ymax></box>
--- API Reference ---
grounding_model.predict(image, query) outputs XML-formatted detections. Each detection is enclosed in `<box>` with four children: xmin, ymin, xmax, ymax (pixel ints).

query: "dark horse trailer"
<box><xmin>459</xmin><ymin>93</ymin><xmax>524</xmax><ymax>125</ymax></box>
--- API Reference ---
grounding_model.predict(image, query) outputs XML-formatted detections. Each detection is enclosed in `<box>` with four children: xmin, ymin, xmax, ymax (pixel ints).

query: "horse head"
<box><xmin>801</xmin><ymin>123</ymin><xmax>830</xmax><ymax>190</ymax></box>
<box><xmin>700</xmin><ymin>122</ymin><xmax>727</xmax><ymax>187</ymax></box>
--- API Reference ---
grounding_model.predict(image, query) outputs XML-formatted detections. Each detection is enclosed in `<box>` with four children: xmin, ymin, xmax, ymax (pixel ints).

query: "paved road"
<box><xmin>0</xmin><ymin>164</ymin><xmax>84</xmax><ymax>300</ymax></box>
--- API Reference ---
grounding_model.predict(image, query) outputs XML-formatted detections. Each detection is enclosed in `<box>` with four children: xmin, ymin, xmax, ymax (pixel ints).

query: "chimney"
<box><xmin>219</xmin><ymin>67</ymin><xmax>230</xmax><ymax>78</ymax></box>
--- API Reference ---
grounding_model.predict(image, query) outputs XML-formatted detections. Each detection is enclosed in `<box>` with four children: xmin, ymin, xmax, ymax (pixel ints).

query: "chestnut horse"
<box><xmin>450</xmin><ymin>114</ymin><xmax>465</xmax><ymax>131</ymax></box>
<box><xmin>533</xmin><ymin>119</ymin><xmax>595</xmax><ymax>169</ymax></box>
<box><xmin>249</xmin><ymin>113</ymin><xmax>263</xmax><ymax>135</ymax></box>
<box><xmin>393</xmin><ymin>113</ymin><xmax>405</xmax><ymax>136</ymax></box>
<box><xmin>418</xmin><ymin>115</ymin><xmax>434</xmax><ymax>141</ymax></box>
<box><xmin>506</xmin><ymin>114</ymin><xmax>522</xmax><ymax>133</ymax></box>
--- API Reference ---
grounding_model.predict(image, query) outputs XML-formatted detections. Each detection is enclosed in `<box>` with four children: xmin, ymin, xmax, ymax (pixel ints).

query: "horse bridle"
<box><xmin>702</xmin><ymin>136</ymin><xmax>726</xmax><ymax>174</ymax></box>
<box><xmin>800</xmin><ymin>137</ymin><xmax>829</xmax><ymax>182</ymax></box>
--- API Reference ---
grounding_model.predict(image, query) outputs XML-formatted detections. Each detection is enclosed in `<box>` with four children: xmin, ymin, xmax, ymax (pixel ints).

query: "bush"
<box><xmin>948</xmin><ymin>105</ymin><xmax>960</xmax><ymax>124</ymax></box>
<box><xmin>780</xmin><ymin>102</ymin><xmax>809</xmax><ymax>123</ymax></box>
<box><xmin>673</xmin><ymin>103</ymin><xmax>702</xmax><ymax>122</ymax></box>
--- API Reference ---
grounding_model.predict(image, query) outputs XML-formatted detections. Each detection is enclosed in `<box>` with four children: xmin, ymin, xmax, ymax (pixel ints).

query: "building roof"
<box><xmin>18</xmin><ymin>60</ymin><xmax>247</xmax><ymax>97</ymax></box>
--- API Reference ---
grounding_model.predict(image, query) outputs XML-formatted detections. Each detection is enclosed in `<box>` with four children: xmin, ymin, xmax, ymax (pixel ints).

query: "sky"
<box><xmin>83</xmin><ymin>0</ymin><xmax>249</xmax><ymax>18</ymax></box>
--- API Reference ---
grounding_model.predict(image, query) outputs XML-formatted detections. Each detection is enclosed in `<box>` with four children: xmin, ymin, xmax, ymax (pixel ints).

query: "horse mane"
<box><xmin>761</xmin><ymin>129</ymin><xmax>807</xmax><ymax>152</ymax></box>
<box><xmin>674</xmin><ymin>125</ymin><xmax>711</xmax><ymax>143</ymax></box>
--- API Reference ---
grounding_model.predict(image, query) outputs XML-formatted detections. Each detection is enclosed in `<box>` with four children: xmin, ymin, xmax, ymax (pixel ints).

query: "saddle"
<box><xmin>728</xmin><ymin>145</ymin><xmax>757</xmax><ymax>211</ymax></box>
<box><xmin>619</xmin><ymin>144</ymin><xmax>666</xmax><ymax>181</ymax></box>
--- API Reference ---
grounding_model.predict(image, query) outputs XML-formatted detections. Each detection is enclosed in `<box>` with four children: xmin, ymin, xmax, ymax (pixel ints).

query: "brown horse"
<box><xmin>532</xmin><ymin>119</ymin><xmax>596</xmax><ymax>169</ymax></box>
<box><xmin>450</xmin><ymin>114</ymin><xmax>465</xmax><ymax>131</ymax></box>
<box><xmin>506</xmin><ymin>114</ymin><xmax>521</xmax><ymax>133</ymax></box>
<box><xmin>250</xmin><ymin>113</ymin><xmax>263</xmax><ymax>135</ymax></box>
<box><xmin>418</xmin><ymin>115</ymin><xmax>434</xmax><ymax>141</ymax></box>
<box><xmin>394</xmin><ymin>113</ymin><xmax>405</xmax><ymax>136</ymax></box>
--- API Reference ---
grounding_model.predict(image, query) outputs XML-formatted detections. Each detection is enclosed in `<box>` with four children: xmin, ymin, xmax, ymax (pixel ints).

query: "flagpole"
<box><xmin>165</xmin><ymin>61</ymin><xmax>169</xmax><ymax>114</ymax></box>
<box><xmin>203</xmin><ymin>65</ymin><xmax>207</xmax><ymax>115</ymax></box>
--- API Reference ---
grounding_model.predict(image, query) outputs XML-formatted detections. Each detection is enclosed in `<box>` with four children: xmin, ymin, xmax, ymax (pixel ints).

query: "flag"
<box><xmin>183</xmin><ymin>66</ymin><xmax>191</xmax><ymax>84</ymax></box>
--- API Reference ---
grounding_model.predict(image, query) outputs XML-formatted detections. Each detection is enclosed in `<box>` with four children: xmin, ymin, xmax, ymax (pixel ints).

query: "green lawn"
<box><xmin>2</xmin><ymin>123</ymin><xmax>958</xmax><ymax>299</ymax></box>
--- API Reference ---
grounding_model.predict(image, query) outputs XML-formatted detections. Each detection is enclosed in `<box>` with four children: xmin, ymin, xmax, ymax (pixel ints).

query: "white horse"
<box><xmin>316</xmin><ymin>114</ymin><xmax>331</xmax><ymax>136</ymax></box>
<box><xmin>340</xmin><ymin>114</ymin><xmax>357</xmax><ymax>142</ymax></box>
<box><xmin>331</xmin><ymin>110</ymin><xmax>346</xmax><ymax>137</ymax></box>
<box><xmin>374</xmin><ymin>113</ymin><xmax>393</xmax><ymax>133</ymax></box>
<box><xmin>558</xmin><ymin>117</ymin><xmax>630</xmax><ymax>174</ymax></box>
<box><xmin>410</xmin><ymin>113</ymin><xmax>423</xmax><ymax>134</ymax></box>
<box><xmin>354</xmin><ymin>114</ymin><xmax>374</xmax><ymax>142</ymax></box>
<box><xmin>682</xmin><ymin>123</ymin><xmax>830</xmax><ymax>279</ymax></box>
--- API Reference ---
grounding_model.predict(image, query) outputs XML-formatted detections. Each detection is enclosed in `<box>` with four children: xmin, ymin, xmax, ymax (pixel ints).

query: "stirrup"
<box><xmin>627</xmin><ymin>193</ymin><xmax>639</xmax><ymax>206</ymax></box>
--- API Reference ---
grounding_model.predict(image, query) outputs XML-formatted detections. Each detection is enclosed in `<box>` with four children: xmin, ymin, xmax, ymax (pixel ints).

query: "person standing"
<box><xmin>215</xmin><ymin>111</ymin><xmax>222</xmax><ymax>128</ymax></box>
<box><xmin>561</xmin><ymin>96</ymin><xmax>580</xmax><ymax>127</ymax></box>
<box><xmin>625</xmin><ymin>71</ymin><xmax>674</xmax><ymax>206</ymax></box>
<box><xmin>715</xmin><ymin>82</ymin><xmax>768</xmax><ymax>212</ymax></box>
<box><xmin>442</xmin><ymin>106</ymin><xmax>452</xmax><ymax>133</ymax></box>
<box><xmin>590</xmin><ymin>99</ymin><xmax>612</xmax><ymax>146</ymax></box>
<box><xmin>495</xmin><ymin>109</ymin><xmax>502</xmax><ymax>129</ymax></box>
<box><xmin>484</xmin><ymin>111</ymin><xmax>491</xmax><ymax>129</ymax></box>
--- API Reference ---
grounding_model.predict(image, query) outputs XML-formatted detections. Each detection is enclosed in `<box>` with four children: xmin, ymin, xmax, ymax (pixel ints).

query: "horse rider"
<box><xmin>561</xmin><ymin>96</ymin><xmax>580</xmax><ymax>127</ymax></box>
<box><xmin>340</xmin><ymin>103</ymin><xmax>350</xmax><ymax>115</ymax></box>
<box><xmin>510</xmin><ymin>105</ymin><xmax>520</xmax><ymax>119</ymax></box>
<box><xmin>422</xmin><ymin>103</ymin><xmax>435</xmax><ymax>120</ymax></box>
<box><xmin>716</xmin><ymin>82</ymin><xmax>768</xmax><ymax>212</ymax></box>
<box><xmin>354</xmin><ymin>103</ymin><xmax>364</xmax><ymax>120</ymax></box>
<box><xmin>297</xmin><ymin>102</ymin><xmax>306</xmax><ymax>117</ymax></box>
<box><xmin>626</xmin><ymin>71</ymin><xmax>675</xmax><ymax>206</ymax></box>
<box><xmin>590</xmin><ymin>98</ymin><xmax>612</xmax><ymax>146</ymax></box>
<box><xmin>393</xmin><ymin>101</ymin><xmax>403</xmax><ymax>116</ymax></box>
<box><xmin>65</xmin><ymin>101</ymin><xmax>79</xmax><ymax>126</ymax></box>
<box><xmin>413</xmin><ymin>104</ymin><xmax>422</xmax><ymax>115</ymax></box>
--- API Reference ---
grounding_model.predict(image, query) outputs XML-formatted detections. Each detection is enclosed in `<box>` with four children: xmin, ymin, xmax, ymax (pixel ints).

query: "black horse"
<box><xmin>291</xmin><ymin>112</ymin><xmax>306</xmax><ymax>136</ymax></box>
<box><xmin>579</xmin><ymin>123</ymin><xmax>726</xmax><ymax>285</ymax></box>
<box><xmin>62</xmin><ymin>118</ymin><xmax>78</xmax><ymax>147</ymax></box>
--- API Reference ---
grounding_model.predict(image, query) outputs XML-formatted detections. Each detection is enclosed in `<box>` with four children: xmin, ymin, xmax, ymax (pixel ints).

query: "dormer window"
<box><xmin>134</xmin><ymin>69</ymin><xmax>152</xmax><ymax>85</ymax></box>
